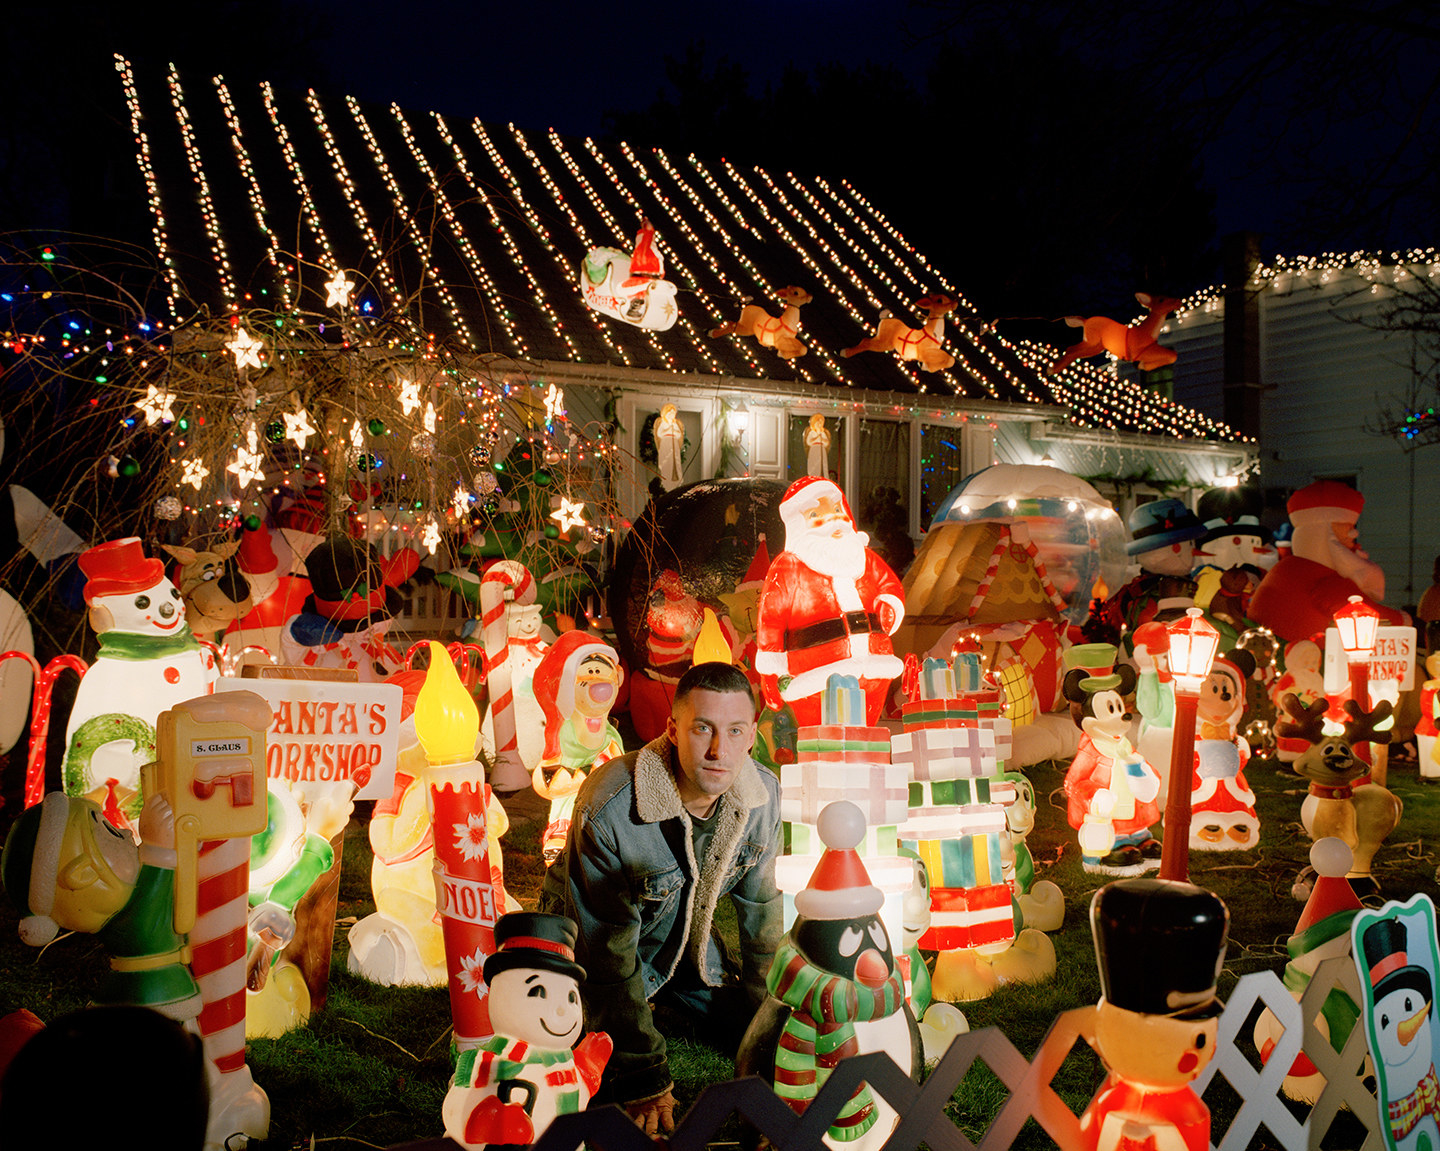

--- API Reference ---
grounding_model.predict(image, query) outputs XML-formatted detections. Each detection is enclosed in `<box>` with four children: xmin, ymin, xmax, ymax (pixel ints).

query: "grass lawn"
<box><xmin>4</xmin><ymin>744</ymin><xmax>1440</xmax><ymax>1149</ymax></box>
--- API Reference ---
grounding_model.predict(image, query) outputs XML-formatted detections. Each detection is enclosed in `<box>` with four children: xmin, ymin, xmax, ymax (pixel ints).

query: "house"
<box><xmin>102</xmin><ymin>56</ymin><xmax>1251</xmax><ymax>633</ymax></box>
<box><xmin>1153</xmin><ymin>234</ymin><xmax>1440</xmax><ymax>607</ymax></box>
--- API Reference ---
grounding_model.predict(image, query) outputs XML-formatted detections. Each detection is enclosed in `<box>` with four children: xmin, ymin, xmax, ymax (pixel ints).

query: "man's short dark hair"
<box><xmin>674</xmin><ymin>661</ymin><xmax>755</xmax><ymax>708</ymax></box>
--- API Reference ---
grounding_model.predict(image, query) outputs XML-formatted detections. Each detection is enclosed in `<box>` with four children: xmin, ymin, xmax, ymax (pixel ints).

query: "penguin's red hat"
<box><xmin>794</xmin><ymin>801</ymin><xmax>882</xmax><ymax>920</ymax></box>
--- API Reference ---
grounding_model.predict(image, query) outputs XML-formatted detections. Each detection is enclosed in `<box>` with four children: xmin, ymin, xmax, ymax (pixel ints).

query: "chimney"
<box><xmin>1222</xmin><ymin>231</ymin><xmax>1263</xmax><ymax>440</ymax></box>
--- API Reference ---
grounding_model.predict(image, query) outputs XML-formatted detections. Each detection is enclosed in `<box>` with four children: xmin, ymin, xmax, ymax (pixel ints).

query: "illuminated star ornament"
<box><xmin>551</xmin><ymin>497</ymin><xmax>587</xmax><ymax>535</ymax></box>
<box><xmin>226</xmin><ymin>326</ymin><xmax>265</xmax><ymax>372</ymax></box>
<box><xmin>134</xmin><ymin>384</ymin><xmax>176</xmax><ymax>426</ymax></box>
<box><xmin>423</xmin><ymin>400</ymin><xmax>437</xmax><ymax>434</ymax></box>
<box><xmin>398</xmin><ymin>378</ymin><xmax>422</xmax><ymax>416</ymax></box>
<box><xmin>349</xmin><ymin>420</ymin><xmax>366</xmax><ymax>450</ymax></box>
<box><xmin>227</xmin><ymin>424</ymin><xmax>265</xmax><ymax>489</ymax></box>
<box><xmin>181</xmin><ymin>458</ymin><xmax>210</xmax><ymax>490</ymax></box>
<box><xmin>283</xmin><ymin>407</ymin><xmax>317</xmax><ymax>450</ymax></box>
<box><xmin>544</xmin><ymin>382</ymin><xmax>565</xmax><ymax>424</ymax></box>
<box><xmin>421</xmin><ymin>517</ymin><xmax>442</xmax><ymax>556</ymax></box>
<box><xmin>451</xmin><ymin>484</ymin><xmax>470</xmax><ymax>517</ymax></box>
<box><xmin>324</xmin><ymin>269</ymin><xmax>356</xmax><ymax>309</ymax></box>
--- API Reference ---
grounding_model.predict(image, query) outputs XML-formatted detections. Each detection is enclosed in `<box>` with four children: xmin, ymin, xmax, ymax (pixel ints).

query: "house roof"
<box><xmin>114</xmin><ymin>56</ymin><xmax>1242</xmax><ymax>442</ymax></box>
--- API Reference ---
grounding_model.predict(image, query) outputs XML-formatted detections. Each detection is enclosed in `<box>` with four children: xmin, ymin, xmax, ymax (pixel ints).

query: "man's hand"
<box><xmin>625</xmin><ymin>1087</ymin><xmax>677</xmax><ymax>1136</ymax></box>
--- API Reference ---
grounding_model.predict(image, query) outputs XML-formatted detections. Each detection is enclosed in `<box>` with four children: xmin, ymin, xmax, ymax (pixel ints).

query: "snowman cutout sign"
<box><xmin>1353</xmin><ymin>895</ymin><xmax>1440</xmax><ymax>1151</ymax></box>
<box><xmin>442</xmin><ymin>912</ymin><xmax>612</xmax><ymax>1150</ymax></box>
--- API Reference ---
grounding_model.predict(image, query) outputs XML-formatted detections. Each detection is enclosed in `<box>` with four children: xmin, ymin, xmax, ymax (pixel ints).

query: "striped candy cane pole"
<box><xmin>478</xmin><ymin>561</ymin><xmax>535</xmax><ymax>792</ymax></box>
<box><xmin>21</xmin><ymin>654</ymin><xmax>87</xmax><ymax>809</ymax></box>
<box><xmin>192</xmin><ymin>836</ymin><xmax>269</xmax><ymax>1143</ymax></box>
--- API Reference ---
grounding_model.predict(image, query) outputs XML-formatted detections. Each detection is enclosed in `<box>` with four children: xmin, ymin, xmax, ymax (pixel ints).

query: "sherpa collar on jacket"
<box><xmin>630</xmin><ymin>734</ymin><xmax>769</xmax><ymax>824</ymax></box>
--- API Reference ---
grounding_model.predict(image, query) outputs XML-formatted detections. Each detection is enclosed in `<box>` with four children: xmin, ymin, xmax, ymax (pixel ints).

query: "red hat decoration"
<box><xmin>79</xmin><ymin>538</ymin><xmax>166</xmax><ymax>604</ymax></box>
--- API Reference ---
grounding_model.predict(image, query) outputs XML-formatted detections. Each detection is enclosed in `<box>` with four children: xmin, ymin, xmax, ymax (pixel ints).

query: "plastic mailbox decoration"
<box><xmin>443</xmin><ymin>912</ymin><xmax>612</xmax><ymax>1150</ymax></box>
<box><xmin>1081</xmin><ymin>878</ymin><xmax>1230</xmax><ymax>1151</ymax></box>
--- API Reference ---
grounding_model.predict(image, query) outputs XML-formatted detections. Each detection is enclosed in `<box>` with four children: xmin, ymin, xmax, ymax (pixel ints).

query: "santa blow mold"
<box><xmin>755</xmin><ymin>478</ymin><xmax>905</xmax><ymax>728</ymax></box>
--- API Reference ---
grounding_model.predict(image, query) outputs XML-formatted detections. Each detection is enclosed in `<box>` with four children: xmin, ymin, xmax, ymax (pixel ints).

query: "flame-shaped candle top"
<box><xmin>414</xmin><ymin>640</ymin><xmax>480</xmax><ymax>764</ymax></box>
<box><xmin>693</xmin><ymin>607</ymin><xmax>732</xmax><ymax>665</ymax></box>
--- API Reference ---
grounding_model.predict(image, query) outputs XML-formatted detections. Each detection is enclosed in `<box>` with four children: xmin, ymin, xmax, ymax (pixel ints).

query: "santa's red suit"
<box><xmin>753</xmin><ymin>478</ymin><xmax>904</xmax><ymax>727</ymax></box>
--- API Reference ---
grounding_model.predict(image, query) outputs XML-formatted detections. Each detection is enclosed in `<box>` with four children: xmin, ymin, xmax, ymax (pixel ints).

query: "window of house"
<box><xmin>856</xmin><ymin>419</ymin><xmax>913</xmax><ymax>573</ymax></box>
<box><xmin>920</xmin><ymin>423</ymin><xmax>965</xmax><ymax>528</ymax></box>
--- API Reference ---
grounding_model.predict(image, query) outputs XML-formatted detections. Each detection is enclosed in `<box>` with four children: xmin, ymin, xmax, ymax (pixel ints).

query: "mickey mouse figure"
<box><xmin>1062</xmin><ymin>644</ymin><xmax>1163</xmax><ymax>876</ymax></box>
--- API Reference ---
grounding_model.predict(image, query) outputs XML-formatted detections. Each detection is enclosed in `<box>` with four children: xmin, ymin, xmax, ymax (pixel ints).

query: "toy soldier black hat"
<box><xmin>483</xmin><ymin>911</ymin><xmax>587</xmax><ymax>985</ymax></box>
<box><xmin>1361</xmin><ymin>917</ymin><xmax>1433</xmax><ymax>1004</ymax></box>
<box><xmin>1091</xmin><ymin>878</ymin><xmax>1230</xmax><ymax>1018</ymax></box>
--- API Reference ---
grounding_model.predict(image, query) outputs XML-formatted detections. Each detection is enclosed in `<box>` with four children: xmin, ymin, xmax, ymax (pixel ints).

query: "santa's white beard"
<box><xmin>1328</xmin><ymin>535</ymin><xmax>1386</xmax><ymax>600</ymax></box>
<box><xmin>788</xmin><ymin>524</ymin><xmax>869</xmax><ymax>582</ymax></box>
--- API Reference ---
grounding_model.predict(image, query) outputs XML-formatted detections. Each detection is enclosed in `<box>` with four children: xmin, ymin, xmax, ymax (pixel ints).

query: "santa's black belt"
<box><xmin>786</xmin><ymin>611</ymin><xmax>881</xmax><ymax>650</ymax></box>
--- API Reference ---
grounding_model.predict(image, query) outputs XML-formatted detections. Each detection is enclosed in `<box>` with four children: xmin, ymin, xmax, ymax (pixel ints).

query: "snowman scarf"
<box><xmin>768</xmin><ymin>940</ymin><xmax>904</xmax><ymax>1141</ymax></box>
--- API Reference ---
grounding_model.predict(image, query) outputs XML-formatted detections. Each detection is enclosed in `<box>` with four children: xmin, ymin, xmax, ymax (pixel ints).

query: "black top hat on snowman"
<box><xmin>483</xmin><ymin>911</ymin><xmax>587</xmax><ymax>985</ymax></box>
<box><xmin>1361</xmin><ymin>917</ymin><xmax>1433</xmax><ymax>1005</ymax></box>
<box><xmin>1091</xmin><ymin>878</ymin><xmax>1230</xmax><ymax>1019</ymax></box>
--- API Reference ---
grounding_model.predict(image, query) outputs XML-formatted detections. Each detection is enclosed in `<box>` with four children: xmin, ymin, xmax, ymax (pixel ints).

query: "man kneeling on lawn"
<box><xmin>540</xmin><ymin>660</ymin><xmax>782</xmax><ymax>1135</ymax></box>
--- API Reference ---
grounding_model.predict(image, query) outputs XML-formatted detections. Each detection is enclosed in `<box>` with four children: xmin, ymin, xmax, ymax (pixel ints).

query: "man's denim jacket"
<box><xmin>539</xmin><ymin>734</ymin><xmax>782</xmax><ymax>1104</ymax></box>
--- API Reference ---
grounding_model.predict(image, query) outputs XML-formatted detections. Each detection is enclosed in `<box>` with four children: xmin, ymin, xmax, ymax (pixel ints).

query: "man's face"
<box><xmin>667</xmin><ymin>687</ymin><xmax>757</xmax><ymax>816</ymax></box>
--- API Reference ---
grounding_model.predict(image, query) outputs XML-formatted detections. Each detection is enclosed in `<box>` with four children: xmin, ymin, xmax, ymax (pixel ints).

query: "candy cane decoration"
<box><xmin>478</xmin><ymin>561</ymin><xmax>535</xmax><ymax>792</ymax></box>
<box><xmin>17</xmin><ymin>653</ymin><xmax>88</xmax><ymax>809</ymax></box>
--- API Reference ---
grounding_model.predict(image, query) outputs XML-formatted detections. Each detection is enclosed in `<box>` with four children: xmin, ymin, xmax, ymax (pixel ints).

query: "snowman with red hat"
<box><xmin>57</xmin><ymin>537</ymin><xmax>216</xmax><ymax>831</ymax></box>
<box><xmin>737</xmin><ymin>801</ymin><xmax>921</xmax><ymax>1151</ymax></box>
<box><xmin>754</xmin><ymin>477</ymin><xmax>905</xmax><ymax>729</ymax></box>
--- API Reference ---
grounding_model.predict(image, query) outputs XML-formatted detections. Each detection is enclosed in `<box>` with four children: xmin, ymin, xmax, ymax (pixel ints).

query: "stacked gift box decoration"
<box><xmin>776</xmin><ymin>673</ymin><xmax>913</xmax><ymax>963</ymax></box>
<box><xmin>894</xmin><ymin>653</ymin><xmax>1018</xmax><ymax>956</ymax></box>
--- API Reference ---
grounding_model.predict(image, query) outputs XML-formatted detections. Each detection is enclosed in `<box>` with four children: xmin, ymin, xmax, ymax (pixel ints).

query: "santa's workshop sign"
<box><xmin>1322</xmin><ymin>626</ymin><xmax>1418</xmax><ymax>695</ymax></box>
<box><xmin>216</xmin><ymin>677</ymin><xmax>400</xmax><ymax>800</ymax></box>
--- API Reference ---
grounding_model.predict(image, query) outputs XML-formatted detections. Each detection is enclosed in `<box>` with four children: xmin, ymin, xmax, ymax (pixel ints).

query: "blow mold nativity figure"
<box><xmin>1250</xmin><ymin>480</ymin><xmax>1406</xmax><ymax>643</ymax></box>
<box><xmin>61</xmin><ymin>537</ymin><xmax>218</xmax><ymax>831</ymax></box>
<box><xmin>755</xmin><ymin>476</ymin><xmax>905</xmax><ymax>729</ymax></box>
<box><xmin>737</xmin><ymin>801</ymin><xmax>922</xmax><ymax>1151</ymax></box>
<box><xmin>280</xmin><ymin>535</ymin><xmax>418</xmax><ymax>680</ymax></box>
<box><xmin>1189</xmin><ymin>651</ymin><xmax>1261</xmax><ymax>852</ymax></box>
<box><xmin>443</xmin><ymin>912</ymin><xmax>612</xmax><ymax>1151</ymax></box>
<box><xmin>4</xmin><ymin>691</ymin><xmax>277</xmax><ymax>1150</ymax></box>
<box><xmin>1352</xmin><ymin>896</ymin><xmax>1440</xmax><ymax>1151</ymax></box>
<box><xmin>1099</xmin><ymin>498</ymin><xmax>1205</xmax><ymax>651</ymax></box>
<box><xmin>1080</xmin><ymin>878</ymin><xmax>1231</xmax><ymax>1151</ymax></box>
<box><xmin>531</xmin><ymin>632</ymin><xmax>626</xmax><ymax>864</ymax></box>
<box><xmin>1062</xmin><ymin>645</ymin><xmax>1163</xmax><ymax>876</ymax></box>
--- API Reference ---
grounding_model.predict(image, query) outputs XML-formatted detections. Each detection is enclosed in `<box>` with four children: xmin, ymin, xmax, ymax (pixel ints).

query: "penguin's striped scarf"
<box><xmin>767</xmin><ymin>940</ymin><xmax>904</xmax><ymax>1141</ymax></box>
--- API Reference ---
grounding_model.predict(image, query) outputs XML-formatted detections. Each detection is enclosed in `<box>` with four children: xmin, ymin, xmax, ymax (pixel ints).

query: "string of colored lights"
<box><xmin>504</xmin><ymin>124</ymin><xmax>642</xmax><ymax>367</ymax></box>
<box><xmin>166</xmin><ymin>65</ymin><xmax>239</xmax><ymax>307</ymax></box>
<box><xmin>259</xmin><ymin>81</ymin><xmax>342</xmax><ymax>295</ymax></box>
<box><xmin>391</xmin><ymin>105</ymin><xmax>522</xmax><ymax>357</ymax></box>
<box><xmin>612</xmin><ymin>141</ymin><xmax>766</xmax><ymax>377</ymax></box>
<box><xmin>303</xmin><ymin>89</ymin><xmax>407</xmax><ymax>319</ymax></box>
<box><xmin>437</xmin><ymin>115</ymin><xmax>573</xmax><ymax>360</ymax></box>
<box><xmin>213</xmin><ymin>77</ymin><xmax>293</xmax><ymax>311</ymax></box>
<box><xmin>346</xmin><ymin>95</ymin><xmax>476</xmax><ymax>349</ymax></box>
<box><xmin>115</xmin><ymin>55</ymin><xmax>182</xmax><ymax>319</ymax></box>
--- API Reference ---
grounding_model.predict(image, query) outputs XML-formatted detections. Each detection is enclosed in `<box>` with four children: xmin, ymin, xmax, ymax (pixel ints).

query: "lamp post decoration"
<box><xmin>1334</xmin><ymin>594</ymin><xmax>1381</xmax><ymax>773</ymax></box>
<box><xmin>1161</xmin><ymin>608</ymin><xmax>1221</xmax><ymax>882</ymax></box>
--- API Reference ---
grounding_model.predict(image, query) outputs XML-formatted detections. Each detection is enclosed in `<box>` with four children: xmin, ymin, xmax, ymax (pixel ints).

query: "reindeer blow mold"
<box><xmin>61</xmin><ymin>538</ymin><xmax>217</xmax><ymax>830</ymax></box>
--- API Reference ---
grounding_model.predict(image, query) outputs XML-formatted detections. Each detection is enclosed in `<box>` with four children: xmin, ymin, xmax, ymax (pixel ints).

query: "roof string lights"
<box><xmin>166</xmin><ymin>64</ymin><xmax>239</xmax><ymax>306</ymax></box>
<box><xmin>115</xmin><ymin>54</ymin><xmax>183</xmax><ymax>319</ymax></box>
<box><xmin>391</xmin><ymin>104</ymin><xmax>521</xmax><ymax>356</ymax></box>
<box><xmin>260</xmin><ymin>81</ymin><xmax>343</xmax><ymax>290</ymax></box>
<box><xmin>213</xmin><ymin>76</ymin><xmax>293</xmax><ymax>310</ymax></box>
<box><xmin>346</xmin><ymin>95</ymin><xmax>475</xmax><ymax>348</ymax></box>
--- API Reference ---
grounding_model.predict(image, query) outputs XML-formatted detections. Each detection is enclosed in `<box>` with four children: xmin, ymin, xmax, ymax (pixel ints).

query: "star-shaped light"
<box><xmin>422</xmin><ymin>400</ymin><xmax>436</xmax><ymax>434</ymax></box>
<box><xmin>398</xmin><ymin>379</ymin><xmax>421</xmax><ymax>416</ymax></box>
<box><xmin>421</xmin><ymin>517</ymin><xmax>442</xmax><ymax>556</ymax></box>
<box><xmin>134</xmin><ymin>384</ymin><xmax>176</xmax><ymax>426</ymax></box>
<box><xmin>324</xmin><ymin>269</ymin><xmax>355</xmax><ymax>309</ymax></box>
<box><xmin>544</xmin><ymin>382</ymin><xmax>565</xmax><ymax>423</ymax></box>
<box><xmin>181</xmin><ymin>457</ymin><xmax>210</xmax><ymax>490</ymax></box>
<box><xmin>227</xmin><ymin>425</ymin><xmax>265</xmax><ymax>489</ymax></box>
<box><xmin>451</xmin><ymin>485</ymin><xmax>470</xmax><ymax>517</ymax></box>
<box><xmin>349</xmin><ymin>420</ymin><xmax>366</xmax><ymax>450</ymax></box>
<box><xmin>283</xmin><ymin>407</ymin><xmax>317</xmax><ymax>450</ymax></box>
<box><xmin>226</xmin><ymin>327</ymin><xmax>264</xmax><ymax>372</ymax></box>
<box><xmin>551</xmin><ymin>497</ymin><xmax>587</xmax><ymax>535</ymax></box>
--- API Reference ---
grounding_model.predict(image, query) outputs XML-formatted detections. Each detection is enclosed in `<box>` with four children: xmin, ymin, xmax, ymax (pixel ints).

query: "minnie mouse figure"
<box><xmin>1062</xmin><ymin>644</ymin><xmax>1163</xmax><ymax>876</ymax></box>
